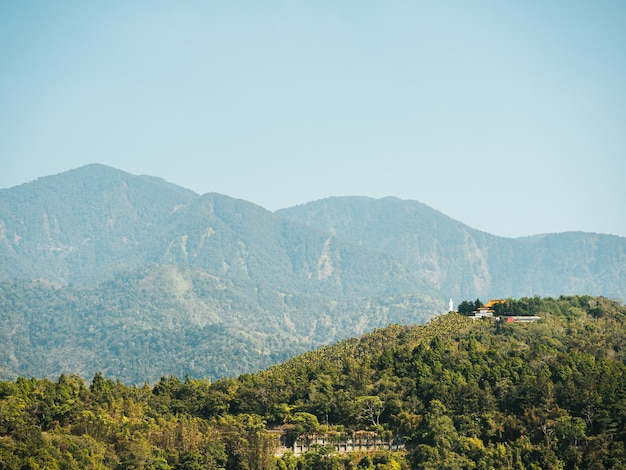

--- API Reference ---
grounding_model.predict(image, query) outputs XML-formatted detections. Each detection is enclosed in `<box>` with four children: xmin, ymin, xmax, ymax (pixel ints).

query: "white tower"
<box><xmin>449</xmin><ymin>298</ymin><xmax>454</xmax><ymax>312</ymax></box>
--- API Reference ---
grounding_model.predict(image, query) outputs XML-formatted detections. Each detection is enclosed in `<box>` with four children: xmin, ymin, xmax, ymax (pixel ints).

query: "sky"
<box><xmin>1</xmin><ymin>1</ymin><xmax>625</xmax><ymax>238</ymax></box>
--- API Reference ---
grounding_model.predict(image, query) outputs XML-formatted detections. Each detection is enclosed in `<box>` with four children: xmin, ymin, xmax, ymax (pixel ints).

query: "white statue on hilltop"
<box><xmin>449</xmin><ymin>298</ymin><xmax>454</xmax><ymax>312</ymax></box>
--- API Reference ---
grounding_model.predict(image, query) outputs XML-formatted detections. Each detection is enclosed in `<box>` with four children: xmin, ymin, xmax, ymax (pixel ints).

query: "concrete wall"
<box><xmin>276</xmin><ymin>437</ymin><xmax>405</xmax><ymax>456</ymax></box>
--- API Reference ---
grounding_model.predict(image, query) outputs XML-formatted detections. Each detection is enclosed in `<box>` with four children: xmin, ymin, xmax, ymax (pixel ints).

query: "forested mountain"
<box><xmin>0</xmin><ymin>165</ymin><xmax>438</xmax><ymax>383</ymax></box>
<box><xmin>0</xmin><ymin>271</ymin><xmax>437</xmax><ymax>383</ymax></box>
<box><xmin>0</xmin><ymin>164</ymin><xmax>625</xmax><ymax>384</ymax></box>
<box><xmin>277</xmin><ymin>196</ymin><xmax>626</xmax><ymax>300</ymax></box>
<box><xmin>0</xmin><ymin>165</ymin><xmax>429</xmax><ymax>298</ymax></box>
<box><xmin>0</xmin><ymin>164</ymin><xmax>197</xmax><ymax>284</ymax></box>
<box><xmin>1</xmin><ymin>296</ymin><xmax>625</xmax><ymax>469</ymax></box>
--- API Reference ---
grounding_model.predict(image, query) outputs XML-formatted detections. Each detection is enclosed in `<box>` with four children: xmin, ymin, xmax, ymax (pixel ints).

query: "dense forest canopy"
<box><xmin>0</xmin><ymin>275</ymin><xmax>438</xmax><ymax>383</ymax></box>
<box><xmin>1</xmin><ymin>295</ymin><xmax>625</xmax><ymax>469</ymax></box>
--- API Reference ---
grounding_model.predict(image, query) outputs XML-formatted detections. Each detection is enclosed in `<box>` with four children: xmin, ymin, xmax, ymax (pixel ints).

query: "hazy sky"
<box><xmin>1</xmin><ymin>1</ymin><xmax>625</xmax><ymax>238</ymax></box>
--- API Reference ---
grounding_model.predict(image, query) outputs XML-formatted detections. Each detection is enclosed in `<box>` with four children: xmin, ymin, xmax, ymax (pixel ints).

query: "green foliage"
<box><xmin>0</xmin><ymin>273</ymin><xmax>439</xmax><ymax>384</ymax></box>
<box><xmin>1</xmin><ymin>296</ymin><xmax>626</xmax><ymax>468</ymax></box>
<box><xmin>456</xmin><ymin>300</ymin><xmax>475</xmax><ymax>316</ymax></box>
<box><xmin>288</xmin><ymin>412</ymin><xmax>320</xmax><ymax>436</ymax></box>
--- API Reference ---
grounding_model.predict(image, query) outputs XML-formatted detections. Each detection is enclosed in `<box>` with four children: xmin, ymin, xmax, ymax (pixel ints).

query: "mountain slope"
<box><xmin>0</xmin><ymin>266</ymin><xmax>439</xmax><ymax>383</ymax></box>
<box><xmin>277</xmin><ymin>196</ymin><xmax>626</xmax><ymax>300</ymax></box>
<box><xmin>154</xmin><ymin>192</ymin><xmax>435</xmax><ymax>299</ymax></box>
<box><xmin>0</xmin><ymin>164</ymin><xmax>198</xmax><ymax>284</ymax></box>
<box><xmin>0</xmin><ymin>167</ymin><xmax>433</xmax><ymax>299</ymax></box>
<box><xmin>1</xmin><ymin>165</ymin><xmax>624</xmax><ymax>383</ymax></box>
<box><xmin>224</xmin><ymin>295</ymin><xmax>626</xmax><ymax>468</ymax></box>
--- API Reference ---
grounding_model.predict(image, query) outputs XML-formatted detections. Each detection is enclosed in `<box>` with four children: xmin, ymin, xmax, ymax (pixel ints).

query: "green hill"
<box><xmin>1</xmin><ymin>295</ymin><xmax>625</xmax><ymax>469</ymax></box>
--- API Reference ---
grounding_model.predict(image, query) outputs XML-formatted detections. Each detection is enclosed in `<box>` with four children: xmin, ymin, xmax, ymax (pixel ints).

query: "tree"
<box><xmin>221</xmin><ymin>414</ymin><xmax>277</xmax><ymax>470</ymax></box>
<box><xmin>492</xmin><ymin>301</ymin><xmax>509</xmax><ymax>316</ymax></box>
<box><xmin>457</xmin><ymin>300</ymin><xmax>475</xmax><ymax>316</ymax></box>
<box><xmin>289</xmin><ymin>412</ymin><xmax>320</xmax><ymax>436</ymax></box>
<box><xmin>357</xmin><ymin>396</ymin><xmax>385</xmax><ymax>427</ymax></box>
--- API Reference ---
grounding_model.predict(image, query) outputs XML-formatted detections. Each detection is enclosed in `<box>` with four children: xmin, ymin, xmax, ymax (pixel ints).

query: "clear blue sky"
<box><xmin>1</xmin><ymin>1</ymin><xmax>625</xmax><ymax>238</ymax></box>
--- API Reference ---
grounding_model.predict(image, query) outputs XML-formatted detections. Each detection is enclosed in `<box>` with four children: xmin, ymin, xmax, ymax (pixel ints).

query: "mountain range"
<box><xmin>1</xmin><ymin>164</ymin><xmax>624</xmax><ymax>383</ymax></box>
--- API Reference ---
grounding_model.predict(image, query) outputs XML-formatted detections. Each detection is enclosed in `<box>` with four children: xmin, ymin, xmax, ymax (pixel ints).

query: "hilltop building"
<box><xmin>471</xmin><ymin>299</ymin><xmax>540</xmax><ymax>323</ymax></box>
<box><xmin>473</xmin><ymin>299</ymin><xmax>505</xmax><ymax>318</ymax></box>
<box><xmin>503</xmin><ymin>315</ymin><xmax>541</xmax><ymax>323</ymax></box>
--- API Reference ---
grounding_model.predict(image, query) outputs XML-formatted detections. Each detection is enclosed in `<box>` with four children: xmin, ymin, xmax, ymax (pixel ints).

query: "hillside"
<box><xmin>0</xmin><ymin>166</ymin><xmax>433</xmax><ymax>299</ymax></box>
<box><xmin>0</xmin><ymin>166</ymin><xmax>441</xmax><ymax>382</ymax></box>
<box><xmin>0</xmin><ymin>164</ymin><xmax>198</xmax><ymax>284</ymax></box>
<box><xmin>0</xmin><ymin>270</ymin><xmax>438</xmax><ymax>383</ymax></box>
<box><xmin>1</xmin><ymin>295</ymin><xmax>625</xmax><ymax>469</ymax></box>
<box><xmin>153</xmin><ymin>192</ymin><xmax>434</xmax><ymax>299</ymax></box>
<box><xmin>1</xmin><ymin>164</ymin><xmax>625</xmax><ymax>383</ymax></box>
<box><xmin>277</xmin><ymin>196</ymin><xmax>626</xmax><ymax>300</ymax></box>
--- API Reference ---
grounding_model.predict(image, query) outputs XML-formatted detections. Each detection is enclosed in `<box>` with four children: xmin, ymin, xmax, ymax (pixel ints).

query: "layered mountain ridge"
<box><xmin>0</xmin><ymin>164</ymin><xmax>624</xmax><ymax>383</ymax></box>
<box><xmin>277</xmin><ymin>196</ymin><xmax>626</xmax><ymax>300</ymax></box>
